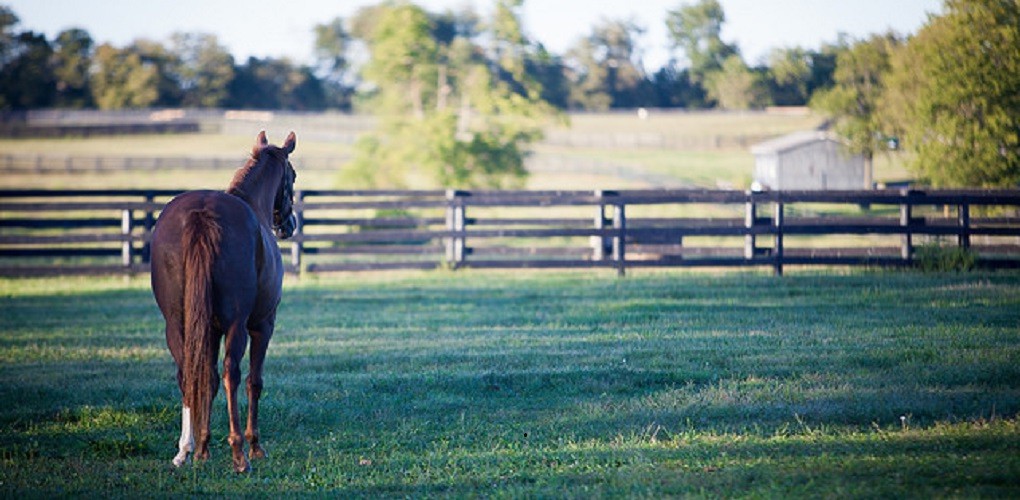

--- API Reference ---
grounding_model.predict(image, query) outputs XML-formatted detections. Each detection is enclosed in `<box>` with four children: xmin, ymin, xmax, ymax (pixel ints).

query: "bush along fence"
<box><xmin>1</xmin><ymin>189</ymin><xmax>1019</xmax><ymax>277</ymax></box>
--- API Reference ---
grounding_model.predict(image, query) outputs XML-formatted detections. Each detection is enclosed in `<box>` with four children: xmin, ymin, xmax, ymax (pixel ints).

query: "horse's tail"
<box><xmin>182</xmin><ymin>209</ymin><xmax>221</xmax><ymax>442</ymax></box>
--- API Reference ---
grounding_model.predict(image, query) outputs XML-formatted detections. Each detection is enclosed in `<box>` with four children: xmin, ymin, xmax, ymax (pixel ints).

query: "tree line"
<box><xmin>1</xmin><ymin>1</ymin><xmax>846</xmax><ymax>113</ymax></box>
<box><xmin>0</xmin><ymin>13</ymin><xmax>328</xmax><ymax>111</ymax></box>
<box><xmin>1</xmin><ymin>0</ymin><xmax>1017</xmax><ymax>189</ymax></box>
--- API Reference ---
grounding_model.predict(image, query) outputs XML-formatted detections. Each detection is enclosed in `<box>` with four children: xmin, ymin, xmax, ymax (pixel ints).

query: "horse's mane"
<box><xmin>226</xmin><ymin>147</ymin><xmax>286</xmax><ymax>199</ymax></box>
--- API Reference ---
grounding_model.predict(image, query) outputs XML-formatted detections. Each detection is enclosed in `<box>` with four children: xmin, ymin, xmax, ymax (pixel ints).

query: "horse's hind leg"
<box><xmin>223</xmin><ymin>321</ymin><xmax>251</xmax><ymax>473</ymax></box>
<box><xmin>246</xmin><ymin>319</ymin><xmax>275</xmax><ymax>460</ymax></box>
<box><xmin>173</xmin><ymin>405</ymin><xmax>193</xmax><ymax>467</ymax></box>
<box><xmin>165</xmin><ymin>319</ymin><xmax>193</xmax><ymax>467</ymax></box>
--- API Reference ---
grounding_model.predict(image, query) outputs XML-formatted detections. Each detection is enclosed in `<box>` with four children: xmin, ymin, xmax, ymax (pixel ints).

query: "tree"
<box><xmin>565</xmin><ymin>37</ymin><xmax>611</xmax><ymax>110</ymax></box>
<box><xmin>89</xmin><ymin>43</ymin><xmax>160</xmax><ymax>109</ymax></box>
<box><xmin>0</xmin><ymin>7</ymin><xmax>58</xmax><ymax>110</ymax></box>
<box><xmin>489</xmin><ymin>0</ymin><xmax>530</xmax><ymax>90</ymax></box>
<box><xmin>811</xmin><ymin>33</ymin><xmax>902</xmax><ymax>188</ymax></box>
<box><xmin>0</xmin><ymin>30</ymin><xmax>56</xmax><ymax>109</ymax></box>
<box><xmin>344</xmin><ymin>0</ymin><xmax>555</xmax><ymax>189</ymax></box>
<box><xmin>650</xmin><ymin>63</ymin><xmax>707</xmax><ymax>108</ymax></box>
<box><xmin>0</xmin><ymin>5</ymin><xmax>20</xmax><ymax>68</ymax></box>
<box><xmin>128</xmin><ymin>39</ymin><xmax>182</xmax><ymax>106</ymax></box>
<box><xmin>313</xmin><ymin>17</ymin><xmax>354</xmax><ymax>109</ymax></box>
<box><xmin>228</xmin><ymin>56</ymin><xmax>326</xmax><ymax>110</ymax></box>
<box><xmin>520</xmin><ymin>44</ymin><xmax>567</xmax><ymax>109</ymax></box>
<box><xmin>565</xmin><ymin>18</ymin><xmax>652</xmax><ymax>109</ymax></box>
<box><xmin>767</xmin><ymin>47</ymin><xmax>812</xmax><ymax>106</ymax></box>
<box><xmin>704</xmin><ymin>54</ymin><xmax>769</xmax><ymax>109</ymax></box>
<box><xmin>359</xmin><ymin>1</ymin><xmax>439</xmax><ymax>116</ymax></box>
<box><xmin>665</xmin><ymin>0</ymin><xmax>737</xmax><ymax>79</ymax></box>
<box><xmin>344</xmin><ymin>2</ymin><xmax>439</xmax><ymax>187</ymax></box>
<box><xmin>51</xmin><ymin>28</ymin><xmax>94</xmax><ymax>108</ymax></box>
<box><xmin>169</xmin><ymin>32</ymin><xmax>235</xmax><ymax>108</ymax></box>
<box><xmin>883</xmin><ymin>0</ymin><xmax>1020</xmax><ymax>187</ymax></box>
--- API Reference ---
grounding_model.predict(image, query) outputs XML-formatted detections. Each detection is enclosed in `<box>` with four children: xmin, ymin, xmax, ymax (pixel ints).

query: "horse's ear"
<box><xmin>252</xmin><ymin>130</ymin><xmax>269</xmax><ymax>157</ymax></box>
<box><xmin>282</xmin><ymin>131</ymin><xmax>296</xmax><ymax>155</ymax></box>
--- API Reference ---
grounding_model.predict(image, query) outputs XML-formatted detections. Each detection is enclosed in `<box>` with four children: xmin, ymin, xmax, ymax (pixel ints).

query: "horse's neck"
<box><xmin>227</xmin><ymin>159</ymin><xmax>278</xmax><ymax>227</ymax></box>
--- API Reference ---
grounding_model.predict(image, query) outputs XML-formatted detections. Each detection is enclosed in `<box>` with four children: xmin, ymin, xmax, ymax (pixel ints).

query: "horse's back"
<box><xmin>151</xmin><ymin>190</ymin><xmax>269</xmax><ymax>325</ymax></box>
<box><xmin>152</xmin><ymin>190</ymin><xmax>259</xmax><ymax>272</ymax></box>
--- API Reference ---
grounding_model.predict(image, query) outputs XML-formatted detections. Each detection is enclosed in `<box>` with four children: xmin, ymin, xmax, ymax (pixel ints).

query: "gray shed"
<box><xmin>750</xmin><ymin>131</ymin><xmax>867</xmax><ymax>190</ymax></box>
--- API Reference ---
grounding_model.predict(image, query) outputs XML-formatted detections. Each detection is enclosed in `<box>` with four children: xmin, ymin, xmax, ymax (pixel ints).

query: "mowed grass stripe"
<box><xmin>1</xmin><ymin>270</ymin><xmax>1018</xmax><ymax>496</ymax></box>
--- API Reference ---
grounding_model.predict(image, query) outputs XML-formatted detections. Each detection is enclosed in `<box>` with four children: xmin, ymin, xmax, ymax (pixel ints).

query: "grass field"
<box><xmin>2</xmin><ymin>270</ymin><xmax>1018</xmax><ymax>496</ymax></box>
<box><xmin>0</xmin><ymin>111</ymin><xmax>915</xmax><ymax>191</ymax></box>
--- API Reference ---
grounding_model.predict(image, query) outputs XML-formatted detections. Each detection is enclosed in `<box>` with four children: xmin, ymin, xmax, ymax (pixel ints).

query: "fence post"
<box><xmin>592</xmin><ymin>190</ymin><xmax>607</xmax><ymax>261</ymax></box>
<box><xmin>744</xmin><ymin>191</ymin><xmax>757</xmax><ymax>260</ymax></box>
<box><xmin>773</xmin><ymin>200</ymin><xmax>784</xmax><ymax>276</ymax></box>
<box><xmin>121</xmin><ymin>208</ymin><xmax>133</xmax><ymax>270</ymax></box>
<box><xmin>612</xmin><ymin>200</ymin><xmax>626</xmax><ymax>277</ymax></box>
<box><xmin>291</xmin><ymin>190</ymin><xmax>304</xmax><ymax>273</ymax></box>
<box><xmin>142</xmin><ymin>192</ymin><xmax>155</xmax><ymax>265</ymax></box>
<box><xmin>445</xmin><ymin>190</ymin><xmax>465</xmax><ymax>269</ymax></box>
<box><xmin>899</xmin><ymin>189</ymin><xmax>913</xmax><ymax>262</ymax></box>
<box><xmin>958</xmin><ymin>202</ymin><xmax>970</xmax><ymax>249</ymax></box>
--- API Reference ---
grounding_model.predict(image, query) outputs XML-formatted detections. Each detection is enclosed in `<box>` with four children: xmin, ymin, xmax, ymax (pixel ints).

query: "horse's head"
<box><xmin>249</xmin><ymin>131</ymin><xmax>298</xmax><ymax>239</ymax></box>
<box><xmin>271</xmin><ymin>132</ymin><xmax>298</xmax><ymax>240</ymax></box>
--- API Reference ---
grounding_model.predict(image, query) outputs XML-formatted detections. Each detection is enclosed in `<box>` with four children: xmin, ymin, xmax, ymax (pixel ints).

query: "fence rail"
<box><xmin>2</xmin><ymin>189</ymin><xmax>1019</xmax><ymax>277</ymax></box>
<box><xmin>0</xmin><ymin>154</ymin><xmax>348</xmax><ymax>173</ymax></box>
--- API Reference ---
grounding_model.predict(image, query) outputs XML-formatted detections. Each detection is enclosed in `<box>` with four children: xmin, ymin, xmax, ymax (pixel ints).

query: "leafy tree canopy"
<box><xmin>884</xmin><ymin>0</ymin><xmax>1020</xmax><ymax>187</ymax></box>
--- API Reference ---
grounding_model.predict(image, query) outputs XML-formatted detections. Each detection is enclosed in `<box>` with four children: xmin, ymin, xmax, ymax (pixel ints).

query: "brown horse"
<box><xmin>150</xmin><ymin>131</ymin><xmax>297</xmax><ymax>473</ymax></box>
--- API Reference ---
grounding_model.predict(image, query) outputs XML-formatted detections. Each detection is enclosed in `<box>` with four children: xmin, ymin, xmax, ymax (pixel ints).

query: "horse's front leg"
<box><xmin>246</xmin><ymin>318</ymin><xmax>275</xmax><ymax>460</ymax></box>
<box><xmin>223</xmin><ymin>322</ymin><xmax>251</xmax><ymax>473</ymax></box>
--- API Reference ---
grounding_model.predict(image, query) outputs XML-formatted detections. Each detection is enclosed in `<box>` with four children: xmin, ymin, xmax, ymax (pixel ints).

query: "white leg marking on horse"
<box><xmin>172</xmin><ymin>406</ymin><xmax>193</xmax><ymax>467</ymax></box>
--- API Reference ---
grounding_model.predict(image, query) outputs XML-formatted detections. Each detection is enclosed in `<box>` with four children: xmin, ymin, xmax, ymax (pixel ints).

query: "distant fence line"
<box><xmin>541</xmin><ymin>131</ymin><xmax>774</xmax><ymax>150</ymax></box>
<box><xmin>3</xmin><ymin>108</ymin><xmax>791</xmax><ymax>150</ymax></box>
<box><xmin>0</xmin><ymin>153</ymin><xmax>681</xmax><ymax>186</ymax></box>
<box><xmin>0</xmin><ymin>153</ymin><xmax>349</xmax><ymax>173</ymax></box>
<box><xmin>2</xmin><ymin>189</ymin><xmax>1019</xmax><ymax>277</ymax></box>
<box><xmin>0</xmin><ymin>121</ymin><xmax>200</xmax><ymax>138</ymax></box>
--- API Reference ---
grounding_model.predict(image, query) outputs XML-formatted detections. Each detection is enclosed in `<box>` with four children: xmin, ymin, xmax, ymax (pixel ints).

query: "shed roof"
<box><xmin>750</xmin><ymin>130</ymin><xmax>840</xmax><ymax>155</ymax></box>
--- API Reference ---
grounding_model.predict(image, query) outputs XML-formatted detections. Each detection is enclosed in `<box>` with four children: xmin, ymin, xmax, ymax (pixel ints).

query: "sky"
<box><xmin>7</xmin><ymin>0</ymin><xmax>943</xmax><ymax>70</ymax></box>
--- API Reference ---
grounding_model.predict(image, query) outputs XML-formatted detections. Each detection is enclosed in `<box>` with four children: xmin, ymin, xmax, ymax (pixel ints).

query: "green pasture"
<box><xmin>558</xmin><ymin>110</ymin><xmax>821</xmax><ymax>137</ymax></box>
<box><xmin>1</xmin><ymin>270</ymin><xmax>1018</xmax><ymax>496</ymax></box>
<box><xmin>0</xmin><ymin>132</ymin><xmax>349</xmax><ymax>191</ymax></box>
<box><xmin>0</xmin><ymin>111</ymin><xmax>914</xmax><ymax>191</ymax></box>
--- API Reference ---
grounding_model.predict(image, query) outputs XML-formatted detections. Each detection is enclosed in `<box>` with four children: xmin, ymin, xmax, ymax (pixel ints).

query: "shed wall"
<box><xmin>753</xmin><ymin>139</ymin><xmax>864</xmax><ymax>190</ymax></box>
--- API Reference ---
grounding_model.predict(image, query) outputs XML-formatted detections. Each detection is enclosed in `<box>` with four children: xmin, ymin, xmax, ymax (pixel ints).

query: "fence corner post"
<box><xmin>899</xmin><ymin>188</ymin><xmax>913</xmax><ymax>263</ymax></box>
<box><xmin>121</xmin><ymin>208</ymin><xmax>133</xmax><ymax>271</ymax></box>
<box><xmin>612</xmin><ymin>197</ymin><xmax>626</xmax><ymax>277</ymax></box>
<box><xmin>592</xmin><ymin>190</ymin><xmax>607</xmax><ymax>262</ymax></box>
<box><xmin>445</xmin><ymin>189</ymin><xmax>465</xmax><ymax>269</ymax></box>
<box><xmin>744</xmin><ymin>190</ymin><xmax>757</xmax><ymax>260</ymax></box>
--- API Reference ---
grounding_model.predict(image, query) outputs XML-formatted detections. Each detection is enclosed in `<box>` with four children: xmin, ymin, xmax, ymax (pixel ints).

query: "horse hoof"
<box><xmin>250</xmin><ymin>445</ymin><xmax>268</xmax><ymax>460</ymax></box>
<box><xmin>172</xmin><ymin>452</ymin><xmax>189</xmax><ymax>467</ymax></box>
<box><xmin>234</xmin><ymin>458</ymin><xmax>251</xmax><ymax>473</ymax></box>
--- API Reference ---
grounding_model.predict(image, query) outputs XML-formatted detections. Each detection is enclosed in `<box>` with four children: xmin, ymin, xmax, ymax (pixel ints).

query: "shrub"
<box><xmin>915</xmin><ymin>242</ymin><xmax>976</xmax><ymax>272</ymax></box>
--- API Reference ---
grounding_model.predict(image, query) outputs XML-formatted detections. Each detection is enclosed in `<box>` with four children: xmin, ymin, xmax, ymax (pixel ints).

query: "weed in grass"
<box><xmin>916</xmin><ymin>242</ymin><xmax>978</xmax><ymax>272</ymax></box>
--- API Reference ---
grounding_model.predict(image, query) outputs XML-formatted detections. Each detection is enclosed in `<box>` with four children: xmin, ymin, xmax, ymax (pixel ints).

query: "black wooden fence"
<box><xmin>2</xmin><ymin>189</ymin><xmax>1019</xmax><ymax>277</ymax></box>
